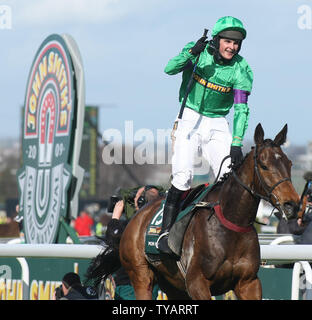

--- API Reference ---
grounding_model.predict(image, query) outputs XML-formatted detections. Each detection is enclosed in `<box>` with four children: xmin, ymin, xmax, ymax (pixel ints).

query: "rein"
<box><xmin>213</xmin><ymin>155</ymin><xmax>231</xmax><ymax>184</ymax></box>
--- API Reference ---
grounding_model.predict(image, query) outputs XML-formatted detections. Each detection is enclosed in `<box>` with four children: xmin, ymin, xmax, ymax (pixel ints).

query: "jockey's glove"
<box><xmin>190</xmin><ymin>36</ymin><xmax>208</xmax><ymax>56</ymax></box>
<box><xmin>230</xmin><ymin>146</ymin><xmax>243</xmax><ymax>166</ymax></box>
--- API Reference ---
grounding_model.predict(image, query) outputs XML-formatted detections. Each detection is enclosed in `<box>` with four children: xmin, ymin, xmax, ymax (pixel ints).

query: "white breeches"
<box><xmin>171</xmin><ymin>107</ymin><xmax>232</xmax><ymax>191</ymax></box>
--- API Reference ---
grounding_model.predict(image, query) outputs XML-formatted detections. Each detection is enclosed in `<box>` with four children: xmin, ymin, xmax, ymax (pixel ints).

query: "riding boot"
<box><xmin>156</xmin><ymin>185</ymin><xmax>184</xmax><ymax>255</ymax></box>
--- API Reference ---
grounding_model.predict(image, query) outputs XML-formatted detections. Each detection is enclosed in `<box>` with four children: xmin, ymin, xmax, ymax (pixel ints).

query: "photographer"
<box><xmin>104</xmin><ymin>185</ymin><xmax>164</xmax><ymax>252</ymax></box>
<box><xmin>108</xmin><ymin>185</ymin><xmax>164</xmax><ymax>222</ymax></box>
<box><xmin>54</xmin><ymin>272</ymin><xmax>98</xmax><ymax>300</ymax></box>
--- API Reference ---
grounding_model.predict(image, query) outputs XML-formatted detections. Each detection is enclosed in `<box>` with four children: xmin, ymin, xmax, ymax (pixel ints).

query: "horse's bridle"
<box><xmin>232</xmin><ymin>143</ymin><xmax>291</xmax><ymax>215</ymax></box>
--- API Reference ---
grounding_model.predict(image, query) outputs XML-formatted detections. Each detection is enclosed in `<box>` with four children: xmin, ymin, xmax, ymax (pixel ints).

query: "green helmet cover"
<box><xmin>212</xmin><ymin>16</ymin><xmax>247</xmax><ymax>39</ymax></box>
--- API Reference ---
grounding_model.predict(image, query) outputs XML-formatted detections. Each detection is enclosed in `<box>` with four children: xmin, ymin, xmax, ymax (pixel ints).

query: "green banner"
<box><xmin>0</xmin><ymin>257</ymin><xmax>91</xmax><ymax>300</ymax></box>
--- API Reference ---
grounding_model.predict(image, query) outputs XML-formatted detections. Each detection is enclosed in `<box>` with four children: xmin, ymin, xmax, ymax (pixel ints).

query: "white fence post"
<box><xmin>16</xmin><ymin>257</ymin><xmax>29</xmax><ymax>300</ymax></box>
<box><xmin>292</xmin><ymin>262</ymin><xmax>302</xmax><ymax>300</ymax></box>
<box><xmin>267</xmin><ymin>237</ymin><xmax>312</xmax><ymax>301</ymax></box>
<box><xmin>291</xmin><ymin>261</ymin><xmax>312</xmax><ymax>300</ymax></box>
<box><xmin>7</xmin><ymin>239</ymin><xmax>29</xmax><ymax>300</ymax></box>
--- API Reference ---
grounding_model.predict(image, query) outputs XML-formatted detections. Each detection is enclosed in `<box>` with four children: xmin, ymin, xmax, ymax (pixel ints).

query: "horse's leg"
<box><xmin>234</xmin><ymin>277</ymin><xmax>262</xmax><ymax>300</ymax></box>
<box><xmin>156</xmin><ymin>272</ymin><xmax>191</xmax><ymax>300</ymax></box>
<box><xmin>185</xmin><ymin>272</ymin><xmax>212</xmax><ymax>300</ymax></box>
<box><xmin>127</xmin><ymin>265</ymin><xmax>155</xmax><ymax>300</ymax></box>
<box><xmin>120</xmin><ymin>214</ymin><xmax>156</xmax><ymax>300</ymax></box>
<box><xmin>185</xmin><ymin>261</ymin><xmax>212</xmax><ymax>300</ymax></box>
<box><xmin>120</xmin><ymin>199</ymin><xmax>167</xmax><ymax>300</ymax></box>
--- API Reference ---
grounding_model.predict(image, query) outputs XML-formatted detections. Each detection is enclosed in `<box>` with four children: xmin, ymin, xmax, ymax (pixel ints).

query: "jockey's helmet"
<box><xmin>212</xmin><ymin>16</ymin><xmax>246</xmax><ymax>40</ymax></box>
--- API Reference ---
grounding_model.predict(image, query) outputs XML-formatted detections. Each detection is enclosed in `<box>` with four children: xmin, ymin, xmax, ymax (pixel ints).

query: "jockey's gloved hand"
<box><xmin>190</xmin><ymin>36</ymin><xmax>208</xmax><ymax>55</ymax></box>
<box><xmin>230</xmin><ymin>146</ymin><xmax>243</xmax><ymax>166</ymax></box>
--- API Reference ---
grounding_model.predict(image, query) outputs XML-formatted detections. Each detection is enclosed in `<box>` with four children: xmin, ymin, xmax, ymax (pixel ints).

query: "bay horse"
<box><xmin>117</xmin><ymin>123</ymin><xmax>300</xmax><ymax>300</ymax></box>
<box><xmin>84</xmin><ymin>124</ymin><xmax>300</xmax><ymax>299</ymax></box>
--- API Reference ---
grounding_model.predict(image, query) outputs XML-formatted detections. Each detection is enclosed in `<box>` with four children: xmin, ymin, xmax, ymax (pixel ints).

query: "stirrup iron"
<box><xmin>155</xmin><ymin>232</ymin><xmax>169</xmax><ymax>249</ymax></box>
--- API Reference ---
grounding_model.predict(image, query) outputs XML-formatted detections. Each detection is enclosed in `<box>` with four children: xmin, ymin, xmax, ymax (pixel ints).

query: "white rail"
<box><xmin>260</xmin><ymin>245</ymin><xmax>312</xmax><ymax>263</ymax></box>
<box><xmin>258</xmin><ymin>233</ymin><xmax>297</xmax><ymax>245</ymax></box>
<box><xmin>269</xmin><ymin>236</ymin><xmax>295</xmax><ymax>245</ymax></box>
<box><xmin>1</xmin><ymin>243</ymin><xmax>312</xmax><ymax>262</ymax></box>
<box><xmin>0</xmin><ymin>243</ymin><xmax>103</xmax><ymax>259</ymax></box>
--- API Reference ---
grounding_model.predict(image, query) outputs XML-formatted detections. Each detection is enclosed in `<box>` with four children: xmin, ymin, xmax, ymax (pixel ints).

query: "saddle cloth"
<box><xmin>145</xmin><ymin>184</ymin><xmax>212</xmax><ymax>256</ymax></box>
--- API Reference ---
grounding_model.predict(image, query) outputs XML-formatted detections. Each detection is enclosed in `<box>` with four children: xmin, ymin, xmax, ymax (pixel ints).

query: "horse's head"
<box><xmin>253</xmin><ymin>123</ymin><xmax>300</xmax><ymax>220</ymax></box>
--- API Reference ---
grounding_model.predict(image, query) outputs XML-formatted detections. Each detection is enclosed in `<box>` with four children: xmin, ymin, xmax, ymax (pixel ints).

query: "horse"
<box><xmin>85</xmin><ymin>123</ymin><xmax>300</xmax><ymax>300</ymax></box>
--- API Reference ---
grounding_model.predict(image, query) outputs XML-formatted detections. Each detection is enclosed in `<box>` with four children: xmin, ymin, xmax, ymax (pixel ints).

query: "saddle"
<box><xmin>145</xmin><ymin>183</ymin><xmax>213</xmax><ymax>257</ymax></box>
<box><xmin>181</xmin><ymin>183</ymin><xmax>207</xmax><ymax>210</ymax></box>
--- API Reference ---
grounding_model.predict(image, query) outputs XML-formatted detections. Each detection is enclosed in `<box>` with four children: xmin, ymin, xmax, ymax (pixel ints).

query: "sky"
<box><xmin>0</xmin><ymin>0</ymin><xmax>312</xmax><ymax>147</ymax></box>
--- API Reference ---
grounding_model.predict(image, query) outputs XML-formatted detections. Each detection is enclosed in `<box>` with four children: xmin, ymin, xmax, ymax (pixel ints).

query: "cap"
<box><xmin>62</xmin><ymin>272</ymin><xmax>81</xmax><ymax>288</ymax></box>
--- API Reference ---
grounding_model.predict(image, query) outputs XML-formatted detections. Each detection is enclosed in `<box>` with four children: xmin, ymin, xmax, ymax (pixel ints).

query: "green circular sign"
<box><xmin>18</xmin><ymin>34</ymin><xmax>76</xmax><ymax>243</ymax></box>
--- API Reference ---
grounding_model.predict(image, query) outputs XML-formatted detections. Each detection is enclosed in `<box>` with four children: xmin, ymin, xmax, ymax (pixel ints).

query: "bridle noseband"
<box><xmin>232</xmin><ymin>143</ymin><xmax>291</xmax><ymax>215</ymax></box>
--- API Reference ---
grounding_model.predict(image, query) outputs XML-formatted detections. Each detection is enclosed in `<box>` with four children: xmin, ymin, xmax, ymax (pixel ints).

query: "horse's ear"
<box><xmin>254</xmin><ymin>123</ymin><xmax>264</xmax><ymax>145</ymax></box>
<box><xmin>274</xmin><ymin>124</ymin><xmax>288</xmax><ymax>146</ymax></box>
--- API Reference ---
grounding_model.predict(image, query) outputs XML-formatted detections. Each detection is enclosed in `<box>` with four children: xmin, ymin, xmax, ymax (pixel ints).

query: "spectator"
<box><xmin>275</xmin><ymin>171</ymin><xmax>312</xmax><ymax>242</ymax></box>
<box><xmin>275</xmin><ymin>211</ymin><xmax>306</xmax><ymax>235</ymax></box>
<box><xmin>95</xmin><ymin>213</ymin><xmax>111</xmax><ymax>236</ymax></box>
<box><xmin>14</xmin><ymin>204</ymin><xmax>24</xmax><ymax>234</ymax></box>
<box><xmin>53</xmin><ymin>272</ymin><xmax>98</xmax><ymax>300</ymax></box>
<box><xmin>0</xmin><ymin>211</ymin><xmax>7</xmax><ymax>224</ymax></box>
<box><xmin>300</xmin><ymin>171</ymin><xmax>312</xmax><ymax>218</ymax></box>
<box><xmin>296</xmin><ymin>172</ymin><xmax>312</xmax><ymax>244</ymax></box>
<box><xmin>74</xmin><ymin>210</ymin><xmax>94</xmax><ymax>236</ymax></box>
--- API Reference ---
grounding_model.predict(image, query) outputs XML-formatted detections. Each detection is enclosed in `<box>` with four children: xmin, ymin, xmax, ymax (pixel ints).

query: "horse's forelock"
<box><xmin>262</xmin><ymin>139</ymin><xmax>281</xmax><ymax>149</ymax></box>
<box><xmin>263</xmin><ymin>139</ymin><xmax>274</xmax><ymax>146</ymax></box>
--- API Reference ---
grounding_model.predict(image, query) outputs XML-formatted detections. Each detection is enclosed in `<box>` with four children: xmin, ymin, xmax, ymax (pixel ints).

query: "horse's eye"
<box><xmin>260</xmin><ymin>164</ymin><xmax>268</xmax><ymax>170</ymax></box>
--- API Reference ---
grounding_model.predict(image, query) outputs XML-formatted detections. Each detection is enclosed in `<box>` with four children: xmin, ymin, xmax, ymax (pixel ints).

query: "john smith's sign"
<box><xmin>17</xmin><ymin>34</ymin><xmax>84</xmax><ymax>243</ymax></box>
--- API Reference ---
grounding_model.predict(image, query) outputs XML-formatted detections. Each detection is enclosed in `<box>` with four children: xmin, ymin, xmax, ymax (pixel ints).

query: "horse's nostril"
<box><xmin>283</xmin><ymin>201</ymin><xmax>298</xmax><ymax>219</ymax></box>
<box><xmin>284</xmin><ymin>202</ymin><xmax>293</xmax><ymax>210</ymax></box>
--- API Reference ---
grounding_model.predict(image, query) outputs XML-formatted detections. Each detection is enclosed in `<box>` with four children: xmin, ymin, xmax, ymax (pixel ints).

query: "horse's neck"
<box><xmin>219</xmin><ymin>157</ymin><xmax>260</xmax><ymax>226</ymax></box>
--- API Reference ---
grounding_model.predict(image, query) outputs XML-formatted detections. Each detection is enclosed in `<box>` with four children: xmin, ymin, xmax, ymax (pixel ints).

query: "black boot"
<box><xmin>156</xmin><ymin>185</ymin><xmax>184</xmax><ymax>255</ymax></box>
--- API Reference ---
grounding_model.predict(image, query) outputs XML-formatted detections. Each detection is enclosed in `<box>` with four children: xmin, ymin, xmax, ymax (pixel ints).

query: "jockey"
<box><xmin>156</xmin><ymin>16</ymin><xmax>253</xmax><ymax>255</ymax></box>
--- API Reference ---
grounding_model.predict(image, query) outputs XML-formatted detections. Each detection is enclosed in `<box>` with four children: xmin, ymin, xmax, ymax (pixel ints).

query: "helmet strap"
<box><xmin>209</xmin><ymin>36</ymin><xmax>242</xmax><ymax>64</ymax></box>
